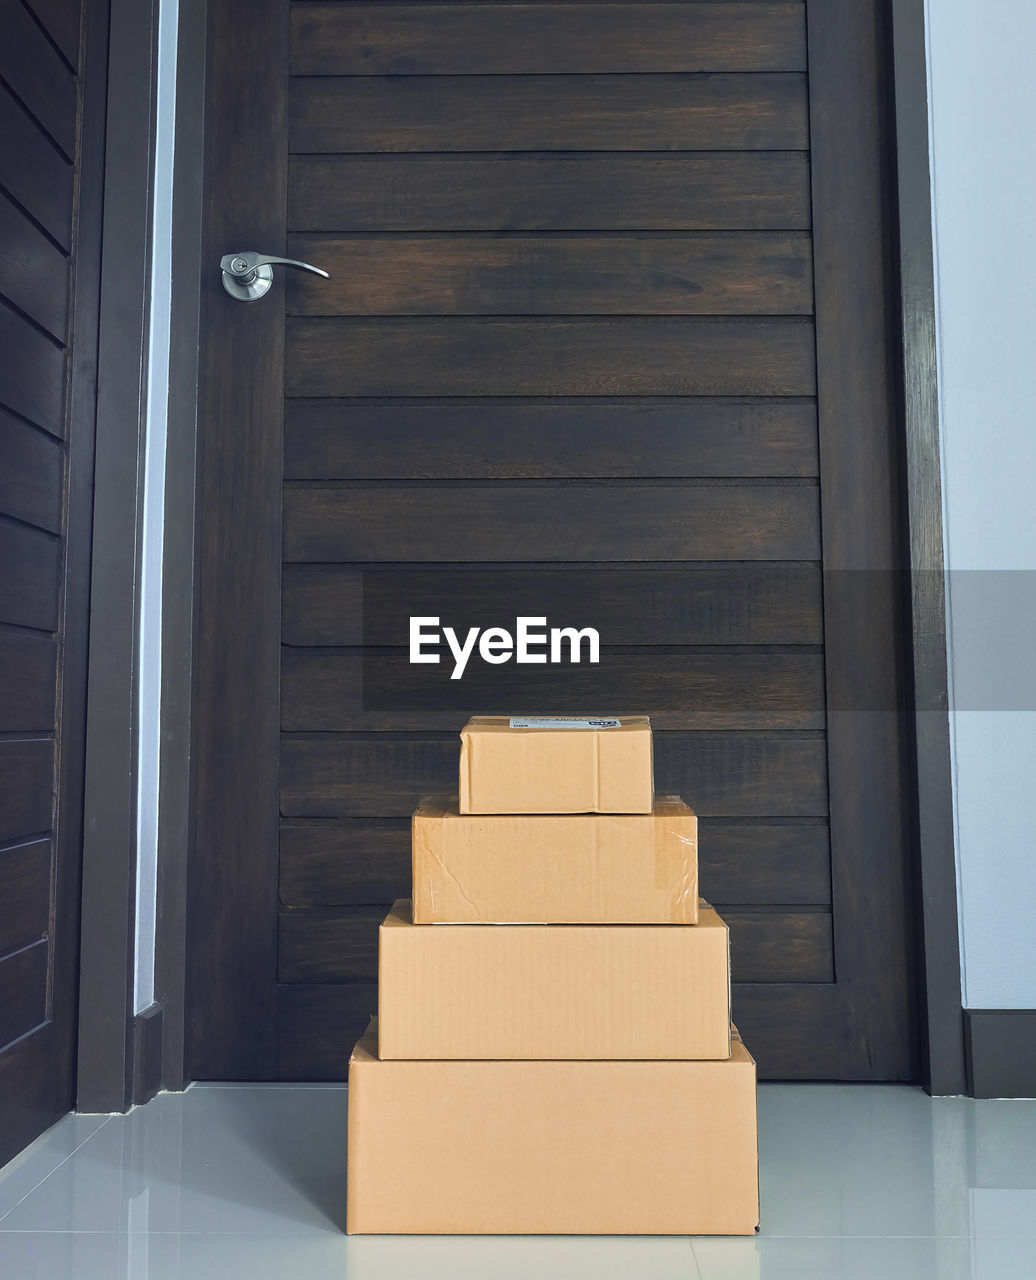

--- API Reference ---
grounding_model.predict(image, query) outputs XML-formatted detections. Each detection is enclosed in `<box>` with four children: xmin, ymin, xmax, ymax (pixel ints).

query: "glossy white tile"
<box><xmin>0</xmin><ymin>1114</ymin><xmax>110</xmax><ymax>1223</ymax></box>
<box><xmin>693</xmin><ymin>1235</ymin><xmax>975</xmax><ymax>1280</ymax></box>
<box><xmin>0</xmin><ymin>1086</ymin><xmax>347</xmax><ymax>1235</ymax></box>
<box><xmin>6</xmin><ymin>1233</ymin><xmax>1036</xmax><ymax>1280</ymax></box>
<box><xmin>969</xmin><ymin>1188</ymin><xmax>1036</xmax><ymax>1237</ymax></box>
<box><xmin>3</xmin><ymin>1079</ymin><xmax>1036</xmax><ymax>1280</ymax></box>
<box><xmin>341</xmin><ymin>1234</ymin><xmax>701</xmax><ymax>1280</ymax></box>
<box><xmin>0</xmin><ymin>1233</ymin><xmax>702</xmax><ymax>1280</ymax></box>
<box><xmin>757</xmin><ymin>1085</ymin><xmax>965</xmax><ymax>1237</ymax></box>
<box><xmin>0</xmin><ymin>1232</ymin><xmax>130</xmax><ymax>1280</ymax></box>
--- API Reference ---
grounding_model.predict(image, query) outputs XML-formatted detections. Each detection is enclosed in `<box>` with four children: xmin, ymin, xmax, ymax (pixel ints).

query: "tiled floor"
<box><xmin>0</xmin><ymin>1083</ymin><xmax>1033</xmax><ymax>1278</ymax></box>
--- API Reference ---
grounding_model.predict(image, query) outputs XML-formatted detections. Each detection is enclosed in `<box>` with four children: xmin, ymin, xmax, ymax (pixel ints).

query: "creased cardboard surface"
<box><xmin>378</xmin><ymin>899</ymin><xmax>730</xmax><ymax>1059</ymax></box>
<box><xmin>458</xmin><ymin>715</ymin><xmax>653</xmax><ymax>814</ymax></box>
<box><xmin>412</xmin><ymin>796</ymin><xmax>698</xmax><ymax>923</ymax></box>
<box><xmin>347</xmin><ymin>1018</ymin><xmax>759</xmax><ymax>1235</ymax></box>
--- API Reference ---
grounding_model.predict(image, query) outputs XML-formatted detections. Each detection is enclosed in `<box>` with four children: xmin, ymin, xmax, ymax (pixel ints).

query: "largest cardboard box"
<box><xmin>378</xmin><ymin>899</ymin><xmax>730</xmax><ymax>1059</ymax></box>
<box><xmin>347</xmin><ymin>1018</ymin><xmax>759</xmax><ymax>1235</ymax></box>
<box><xmin>459</xmin><ymin>715</ymin><xmax>653</xmax><ymax>814</ymax></box>
<box><xmin>412</xmin><ymin>795</ymin><xmax>698</xmax><ymax>924</ymax></box>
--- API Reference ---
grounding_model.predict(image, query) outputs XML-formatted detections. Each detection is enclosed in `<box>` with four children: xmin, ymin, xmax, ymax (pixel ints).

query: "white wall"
<box><xmin>927</xmin><ymin>0</ymin><xmax>1036</xmax><ymax>1008</ymax></box>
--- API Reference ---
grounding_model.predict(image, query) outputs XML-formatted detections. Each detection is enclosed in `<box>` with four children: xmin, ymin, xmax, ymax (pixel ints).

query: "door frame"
<box><xmin>76</xmin><ymin>0</ymin><xmax>967</xmax><ymax>1102</ymax></box>
<box><xmin>73</xmin><ymin>0</ymin><xmax>207</xmax><ymax>1111</ymax></box>
<box><xmin>888</xmin><ymin>0</ymin><xmax>966</xmax><ymax>1097</ymax></box>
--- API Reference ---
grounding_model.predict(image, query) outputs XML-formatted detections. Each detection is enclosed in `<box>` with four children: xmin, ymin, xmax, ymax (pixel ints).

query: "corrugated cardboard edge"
<box><xmin>653</xmin><ymin>795</ymin><xmax>698</xmax><ymax>922</ymax></box>
<box><xmin>729</xmin><ymin>1022</ymin><xmax>762</xmax><ymax>1234</ymax></box>
<box><xmin>723</xmin><ymin>905</ymin><xmax>733</xmax><ymax>1057</ymax></box>
<box><xmin>701</xmin><ymin>899</ymin><xmax>733</xmax><ymax>1057</ymax></box>
<box><xmin>345</xmin><ymin>1020</ymin><xmax>377</xmax><ymax>1234</ymax></box>
<box><xmin>647</xmin><ymin>726</ymin><xmax>655</xmax><ymax>810</ymax></box>
<box><xmin>458</xmin><ymin>727</ymin><xmax>474</xmax><ymax>813</ymax></box>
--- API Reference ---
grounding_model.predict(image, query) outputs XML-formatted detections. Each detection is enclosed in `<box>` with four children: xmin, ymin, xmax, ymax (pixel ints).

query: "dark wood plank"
<box><xmin>0</xmin><ymin>0</ymin><xmax>77</xmax><ymax>156</ymax></box>
<box><xmin>278</xmin><ymin>818</ymin><xmax>829</xmax><ymax>910</ymax></box>
<box><xmin>289</xmin><ymin>74</ymin><xmax>810</xmax><ymax>154</ymax></box>
<box><xmin>732</xmin><ymin>983</ymin><xmax>841</xmax><ymax>1079</ymax></box>
<box><xmin>725</xmin><ymin>909</ymin><xmax>832</xmax><ymax>982</ymax></box>
<box><xmin>276</xmin><ymin>904</ymin><xmax>829</xmax><ymax>984</ymax></box>
<box><xmin>281</xmin><ymin>648</ymin><xmax>826</xmax><ymax>732</ymax></box>
<box><xmin>0</xmin><ymin>522</ymin><xmax>61</xmax><ymax>630</ymax></box>
<box><xmin>280</xmin><ymin>819</ymin><xmax>411</xmax><ymax>907</ymax></box>
<box><xmin>0</xmin><ymin>839</ymin><xmax>52</xmax><ymax>955</ymax></box>
<box><xmin>1</xmin><ymin>0</ymin><xmax>100</xmax><ymax>1144</ymax></box>
<box><xmin>732</xmin><ymin>979</ymin><xmax>916</xmax><ymax>1082</ymax></box>
<box><xmin>0</xmin><ymin>407</ymin><xmax>64</xmax><ymax>530</ymax></box>
<box><xmin>0</xmin><ymin>192</ymin><xmax>69</xmax><ymax>339</ymax></box>
<box><xmin>291</xmin><ymin>3</ymin><xmax>807</xmax><ymax>75</ymax></box>
<box><xmin>0</xmin><ymin>82</ymin><xmax>73</xmax><ymax>249</ymax></box>
<box><xmin>280</xmin><ymin>731</ymin><xmax>827</xmax><ymax>818</ymax></box>
<box><xmin>287</xmin><ymin>318</ymin><xmax>816</xmax><ymax>398</ymax></box>
<box><xmin>0</xmin><ymin>940</ymin><xmax>48</xmax><ymax>1048</ymax></box>
<box><xmin>658</xmin><ymin>732</ymin><xmax>827</xmax><ymax>818</ymax></box>
<box><xmin>276</xmin><ymin>983</ymin><xmax>377</xmax><ymax>1079</ymax></box>
<box><xmin>283</xmin><ymin>564</ymin><xmax>824</xmax><ymax>647</ymax></box>
<box><xmin>0</xmin><ymin>1022</ymin><xmax>67</xmax><ymax>1165</ymax></box>
<box><xmin>0</xmin><ymin>302</ymin><xmax>67</xmax><ymax>433</ymax></box>
<box><xmin>0</xmin><ymin>739</ymin><xmax>54</xmax><ymax>844</ymax></box>
<box><xmin>807</xmin><ymin>0</ymin><xmax>918</xmax><ymax>1080</ymax></box>
<box><xmin>287</xmin><ymin>233</ymin><xmax>813</xmax><ymax>317</ymax></box>
<box><xmin>283</xmin><ymin>483</ymin><xmax>820</xmax><ymax>563</ymax></box>
<box><xmin>187</xmin><ymin>0</ymin><xmax>289</xmax><ymax>1081</ymax></box>
<box><xmin>699</xmin><ymin>822</ymin><xmax>830</xmax><ymax>906</ymax></box>
<box><xmin>289</xmin><ymin>153</ymin><xmax>812</xmax><ymax>233</ymax></box>
<box><xmin>0</xmin><ymin>634</ymin><xmax>57</xmax><ymax>730</ymax></box>
<box><xmin>284</xmin><ymin>400</ymin><xmax>819</xmax><ymax>481</ymax></box>
<box><xmin>278</xmin><ymin>906</ymin><xmax>383</xmax><ymax>983</ymax></box>
<box><xmin>25</xmin><ymin>0</ymin><xmax>82</xmax><ymax>69</ymax></box>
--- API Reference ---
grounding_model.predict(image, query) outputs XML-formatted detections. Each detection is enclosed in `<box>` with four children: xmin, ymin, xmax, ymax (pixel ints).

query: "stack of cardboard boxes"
<box><xmin>346</xmin><ymin>715</ymin><xmax>760</xmax><ymax>1235</ymax></box>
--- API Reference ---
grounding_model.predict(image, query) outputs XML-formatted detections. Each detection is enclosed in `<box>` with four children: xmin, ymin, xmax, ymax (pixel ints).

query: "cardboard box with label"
<box><xmin>347</xmin><ymin>1018</ymin><xmax>759</xmax><ymax>1236</ymax></box>
<box><xmin>458</xmin><ymin>715</ymin><xmax>653</xmax><ymax>814</ymax></box>
<box><xmin>377</xmin><ymin>898</ymin><xmax>730</xmax><ymax>1059</ymax></box>
<box><xmin>412</xmin><ymin>795</ymin><xmax>698</xmax><ymax>924</ymax></box>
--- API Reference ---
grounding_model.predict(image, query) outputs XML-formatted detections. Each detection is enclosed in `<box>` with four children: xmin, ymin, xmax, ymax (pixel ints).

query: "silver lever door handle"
<box><xmin>220</xmin><ymin>251</ymin><xmax>330</xmax><ymax>302</ymax></box>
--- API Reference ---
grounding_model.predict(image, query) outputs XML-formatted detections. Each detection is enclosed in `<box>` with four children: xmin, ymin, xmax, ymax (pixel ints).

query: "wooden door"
<box><xmin>0</xmin><ymin>0</ymin><xmax>100</xmax><ymax>1162</ymax></box>
<box><xmin>190</xmin><ymin>0</ymin><xmax>918</xmax><ymax>1081</ymax></box>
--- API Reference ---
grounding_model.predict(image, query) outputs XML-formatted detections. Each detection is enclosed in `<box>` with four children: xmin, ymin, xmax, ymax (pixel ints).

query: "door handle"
<box><xmin>220</xmin><ymin>251</ymin><xmax>330</xmax><ymax>302</ymax></box>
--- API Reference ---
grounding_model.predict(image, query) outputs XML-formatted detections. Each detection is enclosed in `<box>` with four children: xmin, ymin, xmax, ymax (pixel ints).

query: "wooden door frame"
<box><xmin>888</xmin><ymin>0</ymin><xmax>966</xmax><ymax>1097</ymax></box>
<box><xmin>73</xmin><ymin>0</ymin><xmax>207</xmax><ymax>1111</ymax></box>
<box><xmin>73</xmin><ymin>0</ymin><xmax>159</xmax><ymax>1114</ymax></box>
<box><xmin>75</xmin><ymin>0</ymin><xmax>967</xmax><ymax>1103</ymax></box>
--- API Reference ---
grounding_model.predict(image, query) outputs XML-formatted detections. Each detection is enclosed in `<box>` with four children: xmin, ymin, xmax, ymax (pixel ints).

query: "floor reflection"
<box><xmin>0</xmin><ymin>1083</ymin><xmax>1033</xmax><ymax>1279</ymax></box>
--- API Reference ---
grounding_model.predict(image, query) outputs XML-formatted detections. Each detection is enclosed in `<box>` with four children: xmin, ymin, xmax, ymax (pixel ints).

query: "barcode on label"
<box><xmin>508</xmin><ymin>717</ymin><xmax>622</xmax><ymax>730</ymax></box>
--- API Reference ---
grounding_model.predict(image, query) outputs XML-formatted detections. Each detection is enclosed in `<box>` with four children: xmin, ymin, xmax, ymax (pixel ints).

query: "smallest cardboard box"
<box><xmin>347</xmin><ymin>1018</ymin><xmax>759</xmax><ymax>1235</ymax></box>
<box><xmin>412</xmin><ymin>796</ymin><xmax>697</xmax><ymax>924</ymax></box>
<box><xmin>458</xmin><ymin>715</ymin><xmax>653</xmax><ymax>814</ymax></box>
